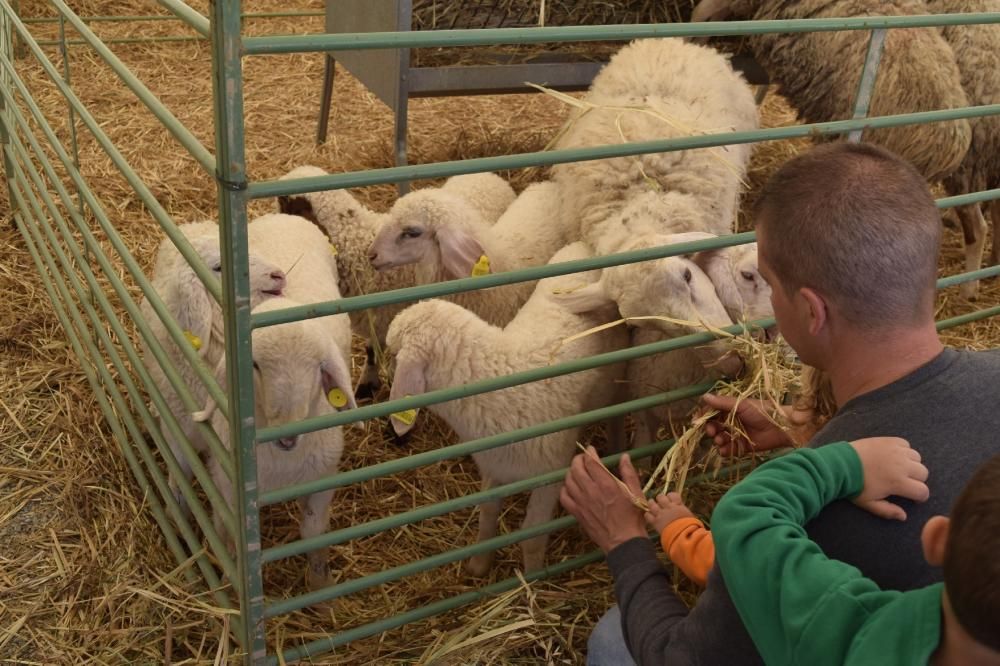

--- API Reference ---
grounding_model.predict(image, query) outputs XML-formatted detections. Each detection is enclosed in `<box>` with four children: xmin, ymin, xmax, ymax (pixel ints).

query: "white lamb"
<box><xmin>550</xmin><ymin>37</ymin><xmax>758</xmax><ymax>251</ymax></box>
<box><xmin>190</xmin><ymin>212</ymin><xmax>357</xmax><ymax>590</ymax></box>
<box><xmin>195</xmin><ymin>296</ymin><xmax>357</xmax><ymax>590</ymax></box>
<box><xmin>548</xmin><ymin>39</ymin><xmax>758</xmax><ymax>383</ymax></box>
<box><xmin>246</xmin><ymin>212</ymin><xmax>353</xmax><ymax>363</ymax></box>
<box><xmin>369</xmin><ymin>179</ymin><xmax>566</xmax><ymax>327</ymax></box>
<box><xmin>385</xmin><ymin>241</ymin><xmax>629</xmax><ymax>576</ymax></box>
<box><xmin>622</xmin><ymin>238</ymin><xmax>775</xmax><ymax>447</ymax></box>
<box><xmin>276</xmin><ymin>165</ymin><xmax>515</xmax><ymax>394</ymax></box>
<box><xmin>139</xmin><ymin>221</ymin><xmax>286</xmax><ymax>508</ymax></box>
<box><xmin>551</xmin><ymin>232</ymin><xmax>745</xmax><ymax>382</ymax></box>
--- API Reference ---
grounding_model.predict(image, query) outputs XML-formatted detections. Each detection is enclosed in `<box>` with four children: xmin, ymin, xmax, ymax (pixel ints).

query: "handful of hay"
<box><xmin>558</xmin><ymin>313</ymin><xmax>832</xmax><ymax>509</ymax></box>
<box><xmin>641</xmin><ymin>319</ymin><xmax>803</xmax><ymax>500</ymax></box>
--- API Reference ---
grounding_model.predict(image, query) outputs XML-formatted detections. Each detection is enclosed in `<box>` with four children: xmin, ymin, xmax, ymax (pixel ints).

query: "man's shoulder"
<box><xmin>953</xmin><ymin>346</ymin><xmax>1000</xmax><ymax>370</ymax></box>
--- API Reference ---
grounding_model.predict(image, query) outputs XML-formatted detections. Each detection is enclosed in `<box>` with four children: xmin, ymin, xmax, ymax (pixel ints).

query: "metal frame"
<box><xmin>315</xmin><ymin>0</ymin><xmax>771</xmax><ymax>193</ymax></box>
<box><xmin>3</xmin><ymin>2</ymin><xmax>1000</xmax><ymax>664</ymax></box>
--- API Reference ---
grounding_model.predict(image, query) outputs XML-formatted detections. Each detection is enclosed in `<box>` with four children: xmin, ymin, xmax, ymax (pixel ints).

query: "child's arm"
<box><xmin>660</xmin><ymin>517</ymin><xmax>714</xmax><ymax>587</ymax></box>
<box><xmin>645</xmin><ymin>493</ymin><xmax>715</xmax><ymax>586</ymax></box>
<box><xmin>712</xmin><ymin>438</ymin><xmax>929</xmax><ymax>666</ymax></box>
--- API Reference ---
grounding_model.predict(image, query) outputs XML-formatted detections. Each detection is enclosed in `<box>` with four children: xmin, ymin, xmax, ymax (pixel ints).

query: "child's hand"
<box><xmin>645</xmin><ymin>492</ymin><xmax>696</xmax><ymax>534</ymax></box>
<box><xmin>850</xmin><ymin>437</ymin><xmax>930</xmax><ymax>520</ymax></box>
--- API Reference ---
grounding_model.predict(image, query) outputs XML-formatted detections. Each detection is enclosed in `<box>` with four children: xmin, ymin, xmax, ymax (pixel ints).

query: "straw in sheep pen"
<box><xmin>6</xmin><ymin>4</ymin><xmax>996</xmax><ymax>658</ymax></box>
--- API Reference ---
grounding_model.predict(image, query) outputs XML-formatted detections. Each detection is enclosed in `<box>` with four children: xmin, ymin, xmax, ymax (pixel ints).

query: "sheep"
<box><xmin>276</xmin><ymin>166</ymin><xmax>410</xmax><ymax>350</ymax></box>
<box><xmin>368</xmin><ymin>178</ymin><xmax>567</xmax><ymax>327</ymax></box>
<box><xmin>195</xmin><ymin>295</ymin><xmax>358</xmax><ymax>591</ymax></box>
<box><xmin>925</xmin><ymin>0</ymin><xmax>1000</xmax><ymax>299</ymax></box>
<box><xmin>384</xmin><ymin>241</ymin><xmax>629</xmax><ymax>576</ymax></box>
<box><xmin>247</xmin><ymin>212</ymin><xmax>353</xmax><ymax>364</ymax></box>
<box><xmin>184</xmin><ymin>213</ymin><xmax>356</xmax><ymax>589</ymax></box>
<box><xmin>621</xmin><ymin>239</ymin><xmax>775</xmax><ymax>448</ymax></box>
<box><xmin>139</xmin><ymin>222</ymin><xmax>286</xmax><ymax>509</ymax></box>
<box><xmin>276</xmin><ymin>166</ymin><xmax>516</xmax><ymax>395</ymax></box>
<box><xmin>689</xmin><ymin>0</ymin><xmax>972</xmax><ymax>185</ymax></box>
<box><xmin>546</xmin><ymin>40</ymin><xmax>759</xmax><ymax>380</ymax></box>
<box><xmin>548</xmin><ymin>232</ymin><xmax>746</xmax><ymax>446</ymax></box>
<box><xmin>549</xmin><ymin>37</ymin><xmax>759</xmax><ymax>253</ymax></box>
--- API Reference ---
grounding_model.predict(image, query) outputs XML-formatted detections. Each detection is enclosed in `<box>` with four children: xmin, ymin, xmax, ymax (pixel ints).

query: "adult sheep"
<box><xmin>926</xmin><ymin>0</ymin><xmax>1000</xmax><ymax>298</ymax></box>
<box><xmin>691</xmin><ymin>0</ymin><xmax>971</xmax><ymax>184</ymax></box>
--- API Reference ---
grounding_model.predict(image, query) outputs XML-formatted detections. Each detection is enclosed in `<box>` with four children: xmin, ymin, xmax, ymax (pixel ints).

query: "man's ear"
<box><xmin>921</xmin><ymin>515</ymin><xmax>950</xmax><ymax>567</ymax></box>
<box><xmin>799</xmin><ymin>286</ymin><xmax>828</xmax><ymax>336</ymax></box>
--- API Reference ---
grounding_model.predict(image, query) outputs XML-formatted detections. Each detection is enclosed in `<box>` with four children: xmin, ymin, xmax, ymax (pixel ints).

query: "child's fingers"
<box><xmin>861</xmin><ymin>498</ymin><xmax>907</xmax><ymax>521</ymax></box>
<box><xmin>898</xmin><ymin>477</ymin><xmax>930</xmax><ymax>503</ymax></box>
<box><xmin>909</xmin><ymin>460</ymin><xmax>929</xmax><ymax>482</ymax></box>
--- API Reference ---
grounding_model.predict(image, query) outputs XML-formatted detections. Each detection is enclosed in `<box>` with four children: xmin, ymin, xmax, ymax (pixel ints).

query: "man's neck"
<box><xmin>826</xmin><ymin>324</ymin><xmax>943</xmax><ymax>406</ymax></box>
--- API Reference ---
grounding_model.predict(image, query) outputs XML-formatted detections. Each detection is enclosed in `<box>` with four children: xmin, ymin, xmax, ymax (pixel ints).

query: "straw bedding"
<box><xmin>3</xmin><ymin>1</ymin><xmax>999</xmax><ymax>662</ymax></box>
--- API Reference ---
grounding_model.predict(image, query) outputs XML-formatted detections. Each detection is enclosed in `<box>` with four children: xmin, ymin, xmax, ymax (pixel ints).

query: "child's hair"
<box><xmin>944</xmin><ymin>452</ymin><xmax>1000</xmax><ymax>650</ymax></box>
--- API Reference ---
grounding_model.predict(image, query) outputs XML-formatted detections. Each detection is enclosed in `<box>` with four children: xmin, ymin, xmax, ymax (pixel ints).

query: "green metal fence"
<box><xmin>3</xmin><ymin>2</ymin><xmax>1000</xmax><ymax>663</ymax></box>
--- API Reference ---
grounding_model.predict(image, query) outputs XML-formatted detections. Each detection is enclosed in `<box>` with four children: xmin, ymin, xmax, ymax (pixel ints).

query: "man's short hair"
<box><xmin>753</xmin><ymin>142</ymin><xmax>941</xmax><ymax>329</ymax></box>
<box><xmin>944</xmin><ymin>452</ymin><xmax>1000</xmax><ymax>651</ymax></box>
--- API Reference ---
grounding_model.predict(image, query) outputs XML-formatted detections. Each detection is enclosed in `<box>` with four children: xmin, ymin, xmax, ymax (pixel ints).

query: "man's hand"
<box><xmin>701</xmin><ymin>393</ymin><xmax>796</xmax><ymax>456</ymax></box>
<box><xmin>850</xmin><ymin>437</ymin><xmax>930</xmax><ymax>520</ymax></box>
<box><xmin>560</xmin><ymin>446</ymin><xmax>648</xmax><ymax>554</ymax></box>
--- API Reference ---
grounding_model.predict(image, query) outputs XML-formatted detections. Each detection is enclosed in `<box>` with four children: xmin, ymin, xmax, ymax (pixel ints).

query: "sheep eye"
<box><xmin>252</xmin><ymin>361</ymin><xmax>260</xmax><ymax>372</ymax></box>
<box><xmin>741</xmin><ymin>270</ymin><xmax>755</xmax><ymax>282</ymax></box>
<box><xmin>683</xmin><ymin>267</ymin><xmax>692</xmax><ymax>284</ymax></box>
<box><xmin>212</xmin><ymin>263</ymin><xmax>222</xmax><ymax>272</ymax></box>
<box><xmin>400</xmin><ymin>227</ymin><xmax>423</xmax><ymax>240</ymax></box>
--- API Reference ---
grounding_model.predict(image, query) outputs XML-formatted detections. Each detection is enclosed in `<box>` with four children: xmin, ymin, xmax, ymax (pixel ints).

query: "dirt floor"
<box><xmin>2</xmin><ymin>1</ymin><xmax>999</xmax><ymax>664</ymax></box>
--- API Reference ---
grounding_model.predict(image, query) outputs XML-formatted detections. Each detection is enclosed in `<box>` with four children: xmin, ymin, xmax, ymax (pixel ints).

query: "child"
<box><xmin>707</xmin><ymin>438</ymin><xmax>1000</xmax><ymax>665</ymax></box>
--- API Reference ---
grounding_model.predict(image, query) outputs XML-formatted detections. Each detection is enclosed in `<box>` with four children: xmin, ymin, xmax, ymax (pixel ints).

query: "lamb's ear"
<box><xmin>437</xmin><ymin>226</ymin><xmax>486</xmax><ymax>279</ymax></box>
<box><xmin>692</xmin><ymin>249</ymin><xmax>744</xmax><ymax>317</ymax></box>
<box><xmin>277</xmin><ymin>195</ymin><xmax>319</xmax><ymax>224</ymax></box>
<box><xmin>549</xmin><ymin>281</ymin><xmax>617</xmax><ymax>314</ymax></box>
<box><xmin>192</xmin><ymin>355</ymin><xmax>228</xmax><ymax>423</ymax></box>
<box><xmin>387</xmin><ymin>351</ymin><xmax>427</xmax><ymax>437</ymax></box>
<box><xmin>175</xmin><ymin>238</ymin><xmax>219</xmax><ymax>359</ymax></box>
<box><xmin>321</xmin><ymin>347</ymin><xmax>359</xmax><ymax>413</ymax></box>
<box><xmin>691</xmin><ymin>0</ymin><xmax>732</xmax><ymax>22</ymax></box>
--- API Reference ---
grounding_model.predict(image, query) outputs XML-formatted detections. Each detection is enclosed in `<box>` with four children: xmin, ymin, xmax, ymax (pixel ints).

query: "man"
<box><xmin>562</xmin><ymin>141</ymin><xmax>1000</xmax><ymax>665</ymax></box>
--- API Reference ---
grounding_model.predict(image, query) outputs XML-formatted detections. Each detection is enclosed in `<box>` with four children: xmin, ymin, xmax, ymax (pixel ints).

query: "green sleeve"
<box><xmin>713</xmin><ymin>443</ymin><xmax>902</xmax><ymax>666</ymax></box>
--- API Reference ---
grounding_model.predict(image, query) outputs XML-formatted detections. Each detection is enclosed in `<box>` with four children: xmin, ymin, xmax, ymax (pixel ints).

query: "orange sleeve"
<box><xmin>659</xmin><ymin>516</ymin><xmax>715</xmax><ymax>587</ymax></box>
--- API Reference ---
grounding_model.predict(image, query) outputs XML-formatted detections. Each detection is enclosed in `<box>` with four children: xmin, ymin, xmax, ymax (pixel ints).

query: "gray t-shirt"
<box><xmin>607</xmin><ymin>347</ymin><xmax>1000</xmax><ymax>665</ymax></box>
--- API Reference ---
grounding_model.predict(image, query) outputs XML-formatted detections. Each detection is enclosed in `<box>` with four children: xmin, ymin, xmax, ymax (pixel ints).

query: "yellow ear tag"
<box><xmin>471</xmin><ymin>254</ymin><xmax>491</xmax><ymax>277</ymax></box>
<box><xmin>329</xmin><ymin>243</ymin><xmax>338</xmax><ymax>257</ymax></box>
<box><xmin>327</xmin><ymin>388</ymin><xmax>348</xmax><ymax>408</ymax></box>
<box><xmin>392</xmin><ymin>408</ymin><xmax>417</xmax><ymax>425</ymax></box>
<box><xmin>183</xmin><ymin>330</ymin><xmax>202</xmax><ymax>351</ymax></box>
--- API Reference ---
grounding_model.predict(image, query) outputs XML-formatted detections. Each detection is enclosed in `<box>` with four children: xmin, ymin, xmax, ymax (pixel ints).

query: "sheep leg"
<box><xmin>164</xmin><ymin>424</ymin><xmax>193</xmax><ymax>518</ymax></box>
<box><xmin>299</xmin><ymin>490</ymin><xmax>335</xmax><ymax>590</ymax></box>
<box><xmin>605</xmin><ymin>414</ymin><xmax>628</xmax><ymax>454</ymax></box>
<box><xmin>958</xmin><ymin>203</ymin><xmax>988</xmax><ymax>300</ymax></box>
<box><xmin>208</xmin><ymin>455</ymin><xmax>236</xmax><ymax>557</ymax></box>
<box><xmin>466</xmin><ymin>478</ymin><xmax>501</xmax><ymax>577</ymax></box>
<box><xmin>989</xmin><ymin>199</ymin><xmax>1000</xmax><ymax>266</ymax></box>
<box><xmin>518</xmin><ymin>482</ymin><xmax>563</xmax><ymax>574</ymax></box>
<box><xmin>354</xmin><ymin>344</ymin><xmax>382</xmax><ymax>402</ymax></box>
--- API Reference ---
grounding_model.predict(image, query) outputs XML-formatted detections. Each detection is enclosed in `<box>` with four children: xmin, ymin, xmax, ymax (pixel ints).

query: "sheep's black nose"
<box><xmin>270</xmin><ymin>270</ymin><xmax>285</xmax><ymax>282</ymax></box>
